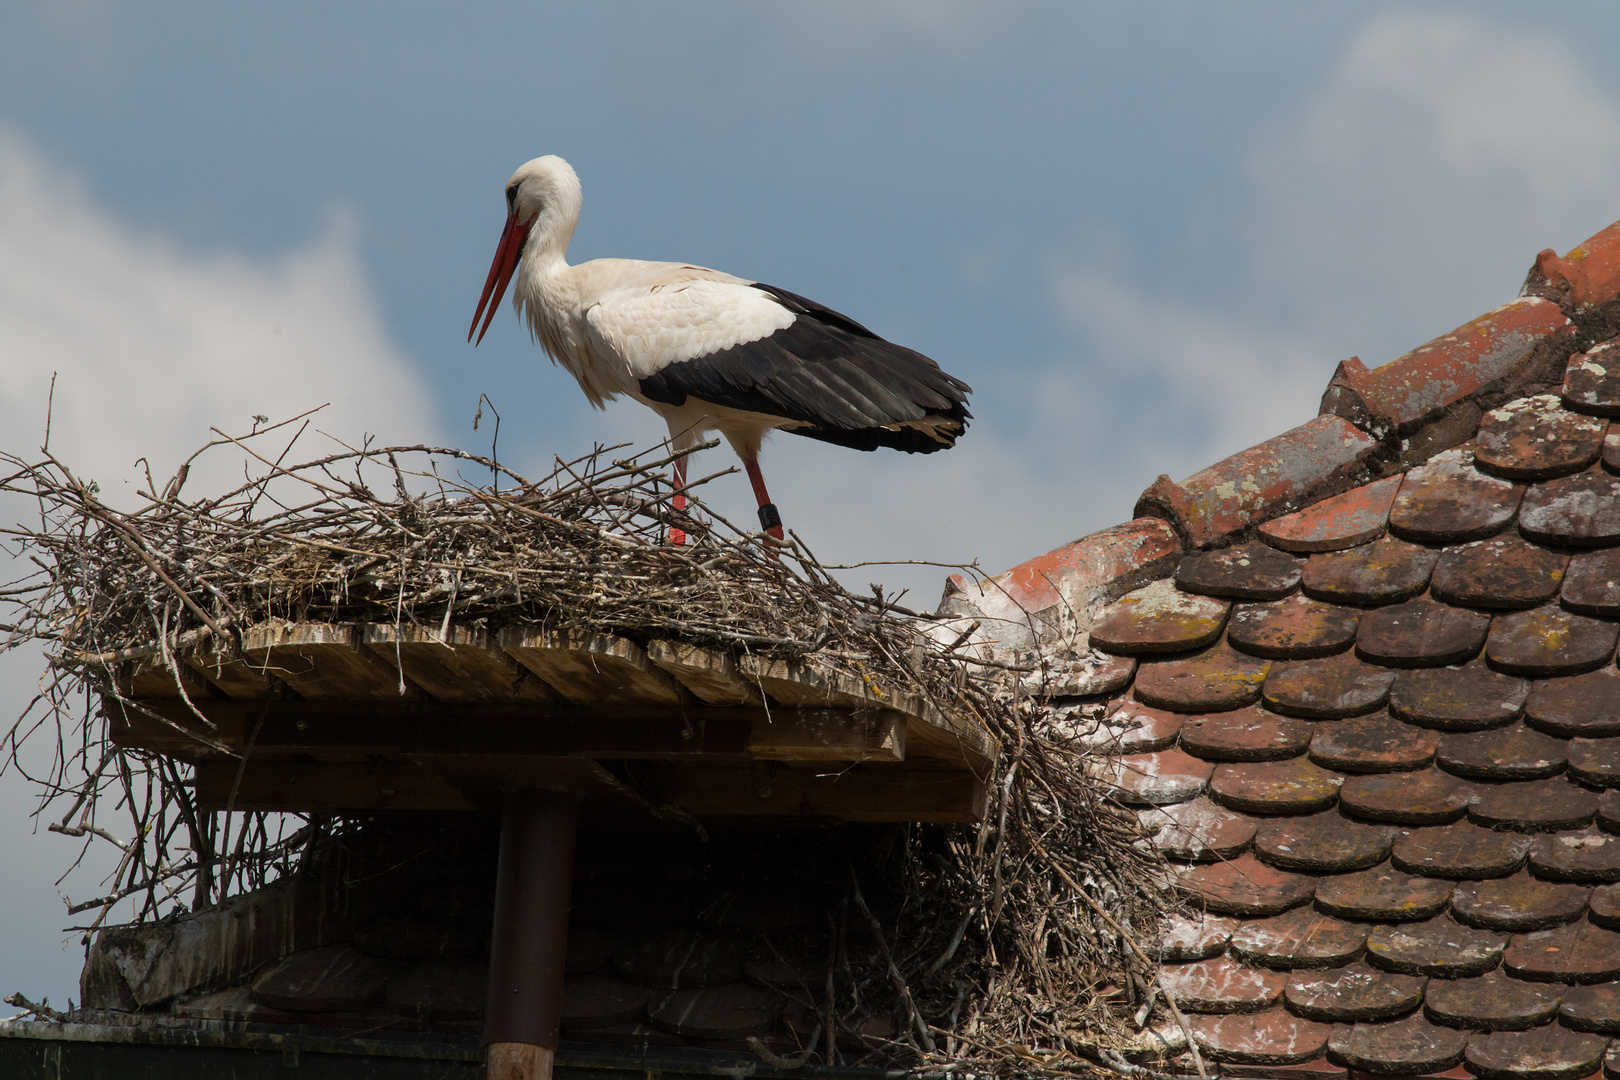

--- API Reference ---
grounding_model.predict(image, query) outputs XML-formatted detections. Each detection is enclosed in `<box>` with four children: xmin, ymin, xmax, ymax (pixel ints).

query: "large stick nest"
<box><xmin>0</xmin><ymin>414</ymin><xmax>1187</xmax><ymax>1077</ymax></box>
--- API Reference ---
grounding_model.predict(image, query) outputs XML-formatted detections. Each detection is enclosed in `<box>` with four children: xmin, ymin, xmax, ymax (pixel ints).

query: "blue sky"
<box><xmin>5</xmin><ymin>1</ymin><xmax>1620</xmax><ymax>1007</ymax></box>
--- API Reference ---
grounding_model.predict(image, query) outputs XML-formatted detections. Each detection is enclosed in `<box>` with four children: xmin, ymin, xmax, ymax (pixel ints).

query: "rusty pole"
<box><xmin>486</xmin><ymin>787</ymin><xmax>579</xmax><ymax>1080</ymax></box>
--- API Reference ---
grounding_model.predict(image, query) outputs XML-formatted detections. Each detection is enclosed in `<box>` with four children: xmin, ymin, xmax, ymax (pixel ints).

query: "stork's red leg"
<box><xmin>669</xmin><ymin>453</ymin><xmax>689</xmax><ymax>546</ymax></box>
<box><xmin>742</xmin><ymin>455</ymin><xmax>785</xmax><ymax>545</ymax></box>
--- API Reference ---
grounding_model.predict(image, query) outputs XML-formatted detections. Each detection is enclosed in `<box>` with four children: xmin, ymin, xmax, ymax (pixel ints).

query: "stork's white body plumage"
<box><xmin>470</xmin><ymin>156</ymin><xmax>972</xmax><ymax>542</ymax></box>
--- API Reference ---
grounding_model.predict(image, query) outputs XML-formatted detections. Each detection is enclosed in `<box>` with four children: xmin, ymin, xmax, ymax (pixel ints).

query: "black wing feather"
<box><xmin>637</xmin><ymin>282</ymin><xmax>972</xmax><ymax>454</ymax></box>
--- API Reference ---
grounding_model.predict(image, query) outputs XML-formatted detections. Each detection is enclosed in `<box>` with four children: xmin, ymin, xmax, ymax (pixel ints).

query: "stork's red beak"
<box><xmin>468</xmin><ymin>213</ymin><xmax>533</xmax><ymax>345</ymax></box>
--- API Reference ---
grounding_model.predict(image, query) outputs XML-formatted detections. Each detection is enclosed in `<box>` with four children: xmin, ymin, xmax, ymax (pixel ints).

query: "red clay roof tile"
<box><xmin>1097</xmin><ymin>748</ymin><xmax>1215</xmax><ymax>806</ymax></box>
<box><xmin>1314</xmin><ymin>865</ymin><xmax>1455</xmax><ymax>922</ymax></box>
<box><xmin>1388</xmin><ymin>663</ymin><xmax>1528</xmax><ymax>731</ymax></box>
<box><xmin>1209</xmin><ymin>759</ymin><xmax>1345</xmax><ymax>815</ymax></box>
<box><xmin>1228</xmin><ymin>593</ymin><xmax>1362</xmax><ymax>660</ymax></box>
<box><xmin>1264</xmin><ymin>651</ymin><xmax>1398</xmax><ymax>719</ymax></box>
<box><xmin>1561</xmin><ymin>339</ymin><xmax>1620</xmax><ymax>416</ymax></box>
<box><xmin>1518</xmin><ymin>469</ymin><xmax>1620</xmax><ymax>548</ymax></box>
<box><xmin>1557</xmin><ymin>981</ymin><xmax>1620</xmax><ymax>1034</ymax></box>
<box><xmin>1472</xmin><ymin>394</ymin><xmax>1606</xmax><ymax>481</ymax></box>
<box><xmin>1091</xmin><ymin>579</ymin><xmax>1230</xmax><ymax>655</ymax></box>
<box><xmin>1450</xmin><ymin>872</ymin><xmax>1588</xmax><ymax>933</ymax></box>
<box><xmin>1175</xmin><ymin>542</ymin><xmax>1304</xmax><ymax>600</ymax></box>
<box><xmin>1190</xmin><ymin>1007</ymin><xmax>1334</xmax><ymax>1065</ymax></box>
<box><xmin>1434</xmin><ymin>725</ymin><xmax>1569</xmax><ymax>781</ymax></box>
<box><xmin>1471</xmin><ymin>780</ymin><xmax>1598</xmax><ymax>834</ymax></box>
<box><xmin>1486</xmin><ymin>605</ymin><xmax>1620</xmax><ymax>677</ymax></box>
<box><xmin>1230</xmin><ymin>908</ymin><xmax>1369</xmax><ymax>971</ymax></box>
<box><xmin>1391</xmin><ymin>823</ymin><xmax>1530</xmax><ymax>881</ymax></box>
<box><xmin>1504</xmin><ymin>921</ymin><xmax>1620</xmax><ymax>985</ymax></box>
<box><xmin>1422</xmin><ymin>969</ymin><xmax>1561</xmax><ymax>1031</ymax></box>
<box><xmin>1526</xmin><ymin>669</ymin><xmax>1620</xmax><ymax>739</ymax></box>
<box><xmin>1309</xmin><ymin>712</ymin><xmax>1438</xmax><ymax>774</ymax></box>
<box><xmin>1339</xmin><ymin>768</ymin><xmax>1473</xmax><ymax>826</ymax></box>
<box><xmin>1139</xmin><ymin>795</ymin><xmax>1260</xmax><ymax>862</ymax></box>
<box><xmin>1302</xmin><ymin>535</ymin><xmax>1439</xmax><ymax>605</ymax></box>
<box><xmin>1364</xmin><ymin>916</ymin><xmax>1507</xmax><ymax>978</ymax></box>
<box><xmin>1134</xmin><ymin>641</ymin><xmax>1272</xmax><ymax>712</ymax></box>
<box><xmin>1529</xmin><ymin>829</ymin><xmax>1620</xmax><ymax>883</ymax></box>
<box><xmin>1561</xmin><ymin>548</ymin><xmax>1620</xmax><ymax>617</ymax></box>
<box><xmin>1157</xmin><ymin>955</ymin><xmax>1287</xmax><ymax>1013</ymax></box>
<box><xmin>1326</xmin><ymin>1011</ymin><xmax>1470</xmax><ymax>1073</ymax></box>
<box><xmin>1465</xmin><ymin>1022</ymin><xmax>1610</xmax><ymax>1080</ymax></box>
<box><xmin>1180</xmin><ymin>706</ymin><xmax>1313</xmax><ymax>762</ymax></box>
<box><xmin>1320</xmin><ymin>297</ymin><xmax>1572</xmax><ymax>436</ymax></box>
<box><xmin>1175</xmin><ymin>854</ymin><xmax>1317</xmax><ymax>917</ymax></box>
<box><xmin>1536</xmin><ymin>219</ymin><xmax>1620</xmax><ymax>306</ymax></box>
<box><xmin>1253</xmin><ymin>812</ymin><xmax>1396</xmax><ymax>874</ymax></box>
<box><xmin>1569</xmin><ymin>738</ymin><xmax>1620</xmax><ymax>789</ymax></box>
<box><xmin>1429</xmin><ymin>536</ymin><xmax>1568</xmax><ymax>611</ymax></box>
<box><xmin>1152</xmin><ymin>912</ymin><xmax>1240</xmax><ymax>962</ymax></box>
<box><xmin>1260</xmin><ymin>476</ymin><xmax>1402</xmax><ymax>554</ymax></box>
<box><xmin>1285</xmin><ymin>961</ymin><xmax>1424</xmax><ymax>1024</ymax></box>
<box><xmin>1355</xmin><ymin>598</ymin><xmax>1491</xmax><ymax>669</ymax></box>
<box><xmin>1135</xmin><ymin>415</ymin><xmax>1377</xmax><ymax>550</ymax></box>
<box><xmin>1388</xmin><ymin>450</ymin><xmax>1525</xmax><ymax>544</ymax></box>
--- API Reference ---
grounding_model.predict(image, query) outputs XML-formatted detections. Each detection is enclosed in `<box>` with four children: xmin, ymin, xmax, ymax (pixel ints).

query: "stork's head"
<box><xmin>469</xmin><ymin>155</ymin><xmax>582</xmax><ymax>345</ymax></box>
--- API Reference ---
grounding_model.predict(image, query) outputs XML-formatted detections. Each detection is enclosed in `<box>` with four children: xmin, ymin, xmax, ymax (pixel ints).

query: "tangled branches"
<box><xmin>0</xmin><ymin>414</ymin><xmax>1177</xmax><ymax>1075</ymax></box>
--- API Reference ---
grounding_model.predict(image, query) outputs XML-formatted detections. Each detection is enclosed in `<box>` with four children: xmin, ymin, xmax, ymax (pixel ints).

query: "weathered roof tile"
<box><xmin>1260</xmin><ymin>476</ymin><xmax>1401</xmax><ymax>554</ymax></box>
<box><xmin>1156</xmin><ymin>955</ymin><xmax>1286</xmax><ymax>1013</ymax></box>
<box><xmin>1472</xmin><ymin>394</ymin><xmax>1606</xmax><ymax>481</ymax></box>
<box><xmin>1486</xmin><ymin>605</ymin><xmax>1620</xmax><ymax>677</ymax></box>
<box><xmin>1315</xmin><ymin>865</ymin><xmax>1455</xmax><ymax>922</ymax></box>
<box><xmin>1340</xmin><ymin>768</ymin><xmax>1473</xmax><ymax>826</ymax></box>
<box><xmin>1091</xmin><ymin>579</ymin><xmax>1231</xmax><ymax>655</ymax></box>
<box><xmin>1465</xmin><ymin>1022</ymin><xmax>1609</xmax><ymax>1080</ymax></box>
<box><xmin>1389</xmin><ymin>663</ymin><xmax>1529</xmax><ymax>732</ymax></box>
<box><xmin>1561</xmin><ymin>339</ymin><xmax>1620</xmax><ymax>416</ymax></box>
<box><xmin>1134</xmin><ymin>641</ymin><xmax>1272</xmax><ymax>712</ymax></box>
<box><xmin>1229</xmin><ymin>907</ymin><xmax>1369</xmax><ymax>970</ymax></box>
<box><xmin>1174</xmin><ymin>542</ymin><xmax>1303</xmax><ymax>600</ymax></box>
<box><xmin>1526</xmin><ymin>669</ymin><xmax>1620</xmax><ymax>739</ymax></box>
<box><xmin>1301</xmin><ymin>535</ymin><xmax>1439</xmax><ymax>605</ymax></box>
<box><xmin>1054</xmin><ymin>698</ymin><xmax>1182</xmax><ymax>755</ymax></box>
<box><xmin>1562</xmin><ymin>547</ymin><xmax>1620</xmax><ymax>617</ymax></box>
<box><xmin>1518</xmin><ymin>468</ymin><xmax>1620</xmax><ymax>548</ymax></box>
<box><xmin>1536</xmin><ymin>220</ymin><xmax>1620</xmax><ymax>306</ymax></box>
<box><xmin>1310</xmin><ymin>711</ymin><xmax>1437</xmax><ymax>774</ymax></box>
<box><xmin>1264</xmin><ymin>651</ymin><xmax>1398</xmax><ymax>719</ymax></box>
<box><xmin>1435</xmin><ymin>724</ymin><xmax>1570</xmax><ymax>781</ymax></box>
<box><xmin>1097</xmin><ymin>748</ymin><xmax>1214</xmax><ymax>806</ymax></box>
<box><xmin>1504</xmin><ymin>920</ymin><xmax>1620</xmax><ymax>984</ymax></box>
<box><xmin>1450</xmin><ymin>872</ymin><xmax>1589</xmax><ymax>932</ymax></box>
<box><xmin>1175</xmin><ymin>855</ymin><xmax>1317</xmax><ymax>917</ymax></box>
<box><xmin>1364</xmin><ymin>915</ymin><xmax>1507</xmax><ymax>978</ymax></box>
<box><xmin>1558</xmin><ymin>981</ymin><xmax>1620</xmax><ymax>1034</ymax></box>
<box><xmin>1188</xmin><ymin>1008</ymin><xmax>1334</xmax><ymax>1066</ymax></box>
<box><xmin>1285</xmin><ymin>961</ymin><xmax>1425</xmax><ymax>1023</ymax></box>
<box><xmin>1254</xmin><ymin>811</ymin><xmax>1396</xmax><ymax>873</ymax></box>
<box><xmin>1209</xmin><ymin>759</ymin><xmax>1344</xmax><ymax>815</ymax></box>
<box><xmin>1139</xmin><ymin>796</ymin><xmax>1259</xmax><ymax>862</ymax></box>
<box><xmin>1326</xmin><ymin>1010</ymin><xmax>1470</xmax><ymax>1073</ymax></box>
<box><xmin>1135</xmin><ymin>415</ymin><xmax>1377</xmax><ymax>550</ymax></box>
<box><xmin>1530</xmin><ymin>829</ymin><xmax>1620</xmax><ymax>883</ymax></box>
<box><xmin>1570</xmin><ymin>738</ymin><xmax>1620</xmax><ymax>789</ymax></box>
<box><xmin>1422</xmin><ymin>969</ymin><xmax>1562</xmax><ymax>1031</ymax></box>
<box><xmin>1150</xmin><ymin>912</ymin><xmax>1240</xmax><ymax>962</ymax></box>
<box><xmin>1471</xmin><ymin>779</ymin><xmax>1598</xmax><ymax>834</ymax></box>
<box><xmin>1429</xmin><ymin>535</ymin><xmax>1568</xmax><ymax>611</ymax></box>
<box><xmin>1388</xmin><ymin>450</ymin><xmax>1526</xmax><ymax>544</ymax></box>
<box><xmin>1227</xmin><ymin>593</ymin><xmax>1362</xmax><ymax>660</ymax></box>
<box><xmin>1179</xmin><ymin>706</ymin><xmax>1312</xmax><ymax>762</ymax></box>
<box><xmin>1355</xmin><ymin>598</ymin><xmax>1491</xmax><ymax>669</ymax></box>
<box><xmin>1392</xmin><ymin>822</ymin><xmax>1530</xmax><ymax>881</ymax></box>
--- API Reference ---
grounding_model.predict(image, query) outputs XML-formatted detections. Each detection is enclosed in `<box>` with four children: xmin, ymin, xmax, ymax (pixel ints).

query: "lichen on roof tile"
<box><xmin>1309</xmin><ymin>711</ymin><xmax>1437</xmax><ymax>773</ymax></box>
<box><xmin>1561</xmin><ymin>547</ymin><xmax>1620</xmax><ymax>616</ymax></box>
<box><xmin>1285</xmin><ymin>961</ymin><xmax>1424</xmax><ymax>1024</ymax></box>
<box><xmin>1471</xmin><ymin>779</ymin><xmax>1598</xmax><ymax>834</ymax></box>
<box><xmin>1179</xmin><ymin>705</ymin><xmax>1311</xmax><ymax>762</ymax></box>
<box><xmin>1429</xmin><ymin>535</ymin><xmax>1568</xmax><ymax>610</ymax></box>
<box><xmin>1090</xmin><ymin>578</ymin><xmax>1230</xmax><ymax>655</ymax></box>
<box><xmin>1435</xmin><ymin>724</ymin><xmax>1569</xmax><ymax>781</ymax></box>
<box><xmin>1138</xmin><ymin>795</ymin><xmax>1258</xmax><ymax>862</ymax></box>
<box><xmin>1486</xmin><ymin>604</ymin><xmax>1620</xmax><ymax>677</ymax></box>
<box><xmin>1263</xmin><ymin>650</ymin><xmax>1397</xmax><ymax>719</ymax></box>
<box><xmin>1301</xmin><ymin>534</ymin><xmax>1439</xmax><ymax>605</ymax></box>
<box><xmin>1227</xmin><ymin>592</ymin><xmax>1361</xmax><ymax>660</ymax></box>
<box><xmin>1260</xmin><ymin>475</ymin><xmax>1401</xmax><ymax>554</ymax></box>
<box><xmin>1388</xmin><ymin>663</ymin><xmax>1528</xmax><ymax>731</ymax></box>
<box><xmin>1472</xmin><ymin>393</ymin><xmax>1606</xmax><ymax>481</ymax></box>
<box><xmin>1189</xmin><ymin>1007</ymin><xmax>1333</xmax><ymax>1066</ymax></box>
<box><xmin>1561</xmin><ymin>338</ymin><xmax>1620</xmax><ymax>416</ymax></box>
<box><xmin>1133</xmin><ymin>640</ymin><xmax>1271</xmax><ymax>712</ymax></box>
<box><xmin>1422</xmin><ymin>969</ymin><xmax>1562</xmax><ymax>1032</ymax></box>
<box><xmin>1388</xmin><ymin>448</ymin><xmax>1525</xmax><ymax>544</ymax></box>
<box><xmin>1252</xmin><ymin>811</ymin><xmax>1396</xmax><ymax>873</ymax></box>
<box><xmin>1449</xmin><ymin>872</ymin><xmax>1589</xmax><ymax>933</ymax></box>
<box><xmin>1391</xmin><ymin>822</ymin><xmax>1530</xmax><ymax>881</ymax></box>
<box><xmin>1525</xmin><ymin>668</ymin><xmax>1620</xmax><ymax>738</ymax></box>
<box><xmin>1355</xmin><ymin>597</ymin><xmax>1491</xmax><ymax>669</ymax></box>
<box><xmin>1208</xmin><ymin>758</ymin><xmax>1343</xmax><ymax>815</ymax></box>
<box><xmin>1174</xmin><ymin>542</ymin><xmax>1302</xmax><ymax>600</ymax></box>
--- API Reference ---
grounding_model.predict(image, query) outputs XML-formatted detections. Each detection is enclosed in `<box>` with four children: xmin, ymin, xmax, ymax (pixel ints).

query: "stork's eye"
<box><xmin>506</xmin><ymin>183</ymin><xmax>520</xmax><ymax>209</ymax></box>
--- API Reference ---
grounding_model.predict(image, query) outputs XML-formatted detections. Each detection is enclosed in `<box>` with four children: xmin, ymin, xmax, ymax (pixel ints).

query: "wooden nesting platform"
<box><xmin>107</xmin><ymin>620</ymin><xmax>993</xmax><ymax>824</ymax></box>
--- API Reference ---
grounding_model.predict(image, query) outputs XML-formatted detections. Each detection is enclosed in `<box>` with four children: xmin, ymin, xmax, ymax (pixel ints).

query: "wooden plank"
<box><xmin>747</xmin><ymin>709</ymin><xmax>903</xmax><ymax>763</ymax></box>
<box><xmin>195</xmin><ymin>759</ymin><xmax>477</xmax><ymax>813</ymax></box>
<box><xmin>359</xmin><ymin>623</ymin><xmax>555</xmax><ymax>702</ymax></box>
<box><xmin>497</xmin><ymin>627</ymin><xmax>680</xmax><ymax>705</ymax></box>
<box><xmin>107</xmin><ymin>698</ymin><xmax>244</xmax><ymax>758</ymax></box>
<box><xmin>113</xmin><ymin>657</ymin><xmax>215</xmax><ymax>700</ymax></box>
<box><xmin>644</xmin><ymin>764</ymin><xmax>987</xmax><ymax>823</ymax></box>
<box><xmin>239</xmin><ymin>622</ymin><xmax>408</xmax><ymax>700</ymax></box>
<box><xmin>183</xmin><ymin>643</ymin><xmax>275</xmax><ymax>699</ymax></box>
<box><xmin>645</xmin><ymin>640</ymin><xmax>760</xmax><ymax>705</ymax></box>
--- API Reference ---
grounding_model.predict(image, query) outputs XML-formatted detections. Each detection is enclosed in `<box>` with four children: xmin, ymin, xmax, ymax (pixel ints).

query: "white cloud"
<box><xmin>1054</xmin><ymin>10</ymin><xmax>1620</xmax><ymax>497</ymax></box>
<box><xmin>0</xmin><ymin>129</ymin><xmax>438</xmax><ymax>1006</ymax></box>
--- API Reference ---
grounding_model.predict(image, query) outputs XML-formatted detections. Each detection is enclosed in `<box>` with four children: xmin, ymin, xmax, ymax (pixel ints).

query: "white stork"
<box><xmin>469</xmin><ymin>155</ymin><xmax>972</xmax><ymax>545</ymax></box>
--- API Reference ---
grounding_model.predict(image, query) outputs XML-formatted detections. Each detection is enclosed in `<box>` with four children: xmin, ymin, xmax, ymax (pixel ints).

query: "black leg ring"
<box><xmin>757</xmin><ymin>503</ymin><xmax>782</xmax><ymax>531</ymax></box>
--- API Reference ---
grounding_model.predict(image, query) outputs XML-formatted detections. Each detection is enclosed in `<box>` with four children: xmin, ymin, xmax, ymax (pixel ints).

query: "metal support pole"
<box><xmin>486</xmin><ymin>787</ymin><xmax>579</xmax><ymax>1080</ymax></box>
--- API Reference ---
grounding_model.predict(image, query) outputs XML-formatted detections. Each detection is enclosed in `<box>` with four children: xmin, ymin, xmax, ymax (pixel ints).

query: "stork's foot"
<box><xmin>668</xmin><ymin>527</ymin><xmax>687</xmax><ymax>546</ymax></box>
